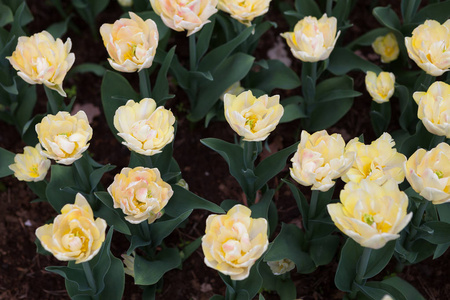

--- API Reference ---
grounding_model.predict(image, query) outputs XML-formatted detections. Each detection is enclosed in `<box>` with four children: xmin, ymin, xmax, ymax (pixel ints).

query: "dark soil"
<box><xmin>1</xmin><ymin>1</ymin><xmax>449</xmax><ymax>299</ymax></box>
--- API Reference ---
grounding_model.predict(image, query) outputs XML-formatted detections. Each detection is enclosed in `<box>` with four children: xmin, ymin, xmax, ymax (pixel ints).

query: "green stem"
<box><xmin>301</xmin><ymin>62</ymin><xmax>318</xmax><ymax>107</ymax></box>
<box><xmin>82</xmin><ymin>261</ymin><xmax>97</xmax><ymax>294</ymax></box>
<box><xmin>189</xmin><ymin>33</ymin><xmax>197</xmax><ymax>71</ymax></box>
<box><xmin>407</xmin><ymin>201</ymin><xmax>429</xmax><ymax>248</ymax></box>
<box><xmin>243</xmin><ymin>141</ymin><xmax>256</xmax><ymax>170</ymax></box>
<box><xmin>44</xmin><ymin>85</ymin><xmax>61</xmax><ymax>114</ymax></box>
<box><xmin>350</xmin><ymin>247</ymin><xmax>372</xmax><ymax>298</ymax></box>
<box><xmin>326</xmin><ymin>0</ymin><xmax>333</xmax><ymax>16</ymax></box>
<box><xmin>309</xmin><ymin>190</ymin><xmax>320</xmax><ymax>219</ymax></box>
<box><xmin>139</xmin><ymin>68</ymin><xmax>152</xmax><ymax>98</ymax></box>
<box><xmin>140</xmin><ymin>220</ymin><xmax>151</xmax><ymax>241</ymax></box>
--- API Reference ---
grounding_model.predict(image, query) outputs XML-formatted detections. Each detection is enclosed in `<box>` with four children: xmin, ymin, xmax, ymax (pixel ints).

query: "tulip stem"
<box><xmin>326</xmin><ymin>0</ymin><xmax>333</xmax><ymax>16</ymax></box>
<box><xmin>44</xmin><ymin>86</ymin><xmax>61</xmax><ymax>114</ymax></box>
<box><xmin>301</xmin><ymin>62</ymin><xmax>317</xmax><ymax>107</ymax></box>
<box><xmin>189</xmin><ymin>33</ymin><xmax>197</xmax><ymax>71</ymax></box>
<box><xmin>139</xmin><ymin>68</ymin><xmax>152</xmax><ymax>98</ymax></box>
<box><xmin>82</xmin><ymin>261</ymin><xmax>97</xmax><ymax>294</ymax></box>
<box><xmin>140</xmin><ymin>221</ymin><xmax>151</xmax><ymax>241</ymax></box>
<box><xmin>350</xmin><ymin>247</ymin><xmax>372</xmax><ymax>298</ymax></box>
<box><xmin>309</xmin><ymin>190</ymin><xmax>319</xmax><ymax>219</ymax></box>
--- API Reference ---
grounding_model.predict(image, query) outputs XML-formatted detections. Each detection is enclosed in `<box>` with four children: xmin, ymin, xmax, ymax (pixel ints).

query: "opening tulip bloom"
<box><xmin>405</xmin><ymin>143</ymin><xmax>450</xmax><ymax>205</ymax></box>
<box><xmin>372</xmin><ymin>32</ymin><xmax>399</xmax><ymax>63</ymax></box>
<box><xmin>113</xmin><ymin>98</ymin><xmax>175</xmax><ymax>156</ymax></box>
<box><xmin>290</xmin><ymin>130</ymin><xmax>355</xmax><ymax>192</ymax></box>
<box><xmin>224</xmin><ymin>90</ymin><xmax>283</xmax><ymax>141</ymax></box>
<box><xmin>327</xmin><ymin>179</ymin><xmax>412</xmax><ymax>249</ymax></box>
<box><xmin>35</xmin><ymin>111</ymin><xmax>93</xmax><ymax>165</ymax></box>
<box><xmin>218</xmin><ymin>0</ymin><xmax>271</xmax><ymax>26</ymax></box>
<box><xmin>100</xmin><ymin>12</ymin><xmax>158</xmax><ymax>73</ymax></box>
<box><xmin>150</xmin><ymin>0</ymin><xmax>218</xmax><ymax>36</ymax></box>
<box><xmin>365</xmin><ymin>71</ymin><xmax>395</xmax><ymax>104</ymax></box>
<box><xmin>36</xmin><ymin>193</ymin><xmax>107</xmax><ymax>263</ymax></box>
<box><xmin>413</xmin><ymin>81</ymin><xmax>450</xmax><ymax>138</ymax></box>
<box><xmin>281</xmin><ymin>14</ymin><xmax>340</xmax><ymax>62</ymax></box>
<box><xmin>107</xmin><ymin>167</ymin><xmax>173</xmax><ymax>224</ymax></box>
<box><xmin>342</xmin><ymin>133</ymin><xmax>406</xmax><ymax>185</ymax></box>
<box><xmin>7</xmin><ymin>30</ymin><xmax>75</xmax><ymax>97</ymax></box>
<box><xmin>202</xmin><ymin>204</ymin><xmax>268</xmax><ymax>280</ymax></box>
<box><xmin>8</xmin><ymin>144</ymin><xmax>51</xmax><ymax>182</ymax></box>
<box><xmin>405</xmin><ymin>19</ymin><xmax>450</xmax><ymax>76</ymax></box>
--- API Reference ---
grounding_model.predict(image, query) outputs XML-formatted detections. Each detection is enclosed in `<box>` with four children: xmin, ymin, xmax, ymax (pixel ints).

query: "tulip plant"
<box><xmin>1</xmin><ymin>0</ymin><xmax>450</xmax><ymax>299</ymax></box>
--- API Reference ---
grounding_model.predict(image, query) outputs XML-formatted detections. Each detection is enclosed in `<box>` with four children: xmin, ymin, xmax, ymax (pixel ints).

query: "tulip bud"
<box><xmin>372</xmin><ymin>32</ymin><xmax>399</xmax><ymax>63</ymax></box>
<box><xmin>365</xmin><ymin>71</ymin><xmax>395</xmax><ymax>104</ymax></box>
<box><xmin>9</xmin><ymin>144</ymin><xmax>51</xmax><ymax>182</ymax></box>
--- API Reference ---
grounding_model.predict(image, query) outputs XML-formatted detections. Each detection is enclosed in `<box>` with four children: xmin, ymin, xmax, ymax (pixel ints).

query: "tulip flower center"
<box><xmin>363</xmin><ymin>213</ymin><xmax>374</xmax><ymax>226</ymax></box>
<box><xmin>222</xmin><ymin>239</ymin><xmax>242</xmax><ymax>261</ymax></box>
<box><xmin>30</xmin><ymin>164</ymin><xmax>40</xmax><ymax>177</ymax></box>
<box><xmin>435</xmin><ymin>170</ymin><xmax>444</xmax><ymax>179</ymax></box>
<box><xmin>244</xmin><ymin>114</ymin><xmax>260</xmax><ymax>132</ymax></box>
<box><xmin>62</xmin><ymin>229</ymin><xmax>86</xmax><ymax>252</ymax></box>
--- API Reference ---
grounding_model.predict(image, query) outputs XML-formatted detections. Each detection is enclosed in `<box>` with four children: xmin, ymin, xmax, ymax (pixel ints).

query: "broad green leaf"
<box><xmin>279</xmin><ymin>103</ymin><xmax>307</xmax><ymax>123</ymax></box>
<box><xmin>0</xmin><ymin>4</ymin><xmax>13</xmax><ymax>27</ymax></box>
<box><xmin>346</xmin><ymin>28</ymin><xmax>391</xmax><ymax>49</ymax></box>
<box><xmin>0</xmin><ymin>147</ymin><xmax>15</xmax><ymax>178</ymax></box>
<box><xmin>180</xmin><ymin>237</ymin><xmax>202</xmax><ymax>262</ymax></box>
<box><xmin>396</xmin><ymin>84</ymin><xmax>417</xmax><ymax>133</ymax></box>
<box><xmin>294</xmin><ymin>0</ymin><xmax>321</xmax><ymax>18</ymax></box>
<box><xmin>364</xmin><ymin>241</ymin><xmax>395</xmax><ymax>279</ymax></box>
<box><xmin>153</xmin><ymin>46</ymin><xmax>176</xmax><ymax>106</ymax></box>
<box><xmin>94</xmin><ymin>191</ymin><xmax>131</xmax><ymax>235</ymax></box>
<box><xmin>69</xmin><ymin>63</ymin><xmax>106</xmax><ymax>77</ymax></box>
<box><xmin>254</xmin><ymin>142</ymin><xmax>299</xmax><ymax>191</ymax></box>
<box><xmin>196</xmin><ymin>16</ymin><xmax>216</xmax><ymax>61</ymax></box>
<box><xmin>355</xmin><ymin>283</ymin><xmax>393</xmax><ymax>300</ymax></box>
<box><xmin>401</xmin><ymin>0</ymin><xmax>421</xmax><ymax>23</ymax></box>
<box><xmin>416</xmin><ymin>221</ymin><xmax>450</xmax><ymax>244</ymax></box>
<box><xmin>21</xmin><ymin>114</ymin><xmax>43</xmax><ymax>146</ymax></box>
<box><xmin>89</xmin><ymin>164</ymin><xmax>116</xmax><ymax>192</ymax></box>
<box><xmin>437</xmin><ymin>203</ymin><xmax>450</xmax><ymax>224</ymax></box>
<box><xmin>328</xmin><ymin>47</ymin><xmax>382</xmax><ymax>75</ymax></box>
<box><xmin>413</xmin><ymin>1</ymin><xmax>450</xmax><ymax>24</ymax></box>
<box><xmin>190</xmin><ymin>53</ymin><xmax>255</xmax><ymax>121</ymax></box>
<box><xmin>307</xmin><ymin>96</ymin><xmax>353</xmax><ymax>131</ymax></box>
<box><xmin>248</xmin><ymin>59</ymin><xmax>300</xmax><ymax>93</ymax></box>
<box><xmin>284</xmin><ymin>179</ymin><xmax>309</xmax><ymax>229</ymax></box>
<box><xmin>134</xmin><ymin>247</ymin><xmax>181</xmax><ymax>285</ymax></box>
<box><xmin>309</xmin><ymin>235</ymin><xmax>340</xmax><ymax>267</ymax></box>
<box><xmin>264</xmin><ymin>223</ymin><xmax>316</xmax><ymax>274</ymax></box>
<box><xmin>250</xmin><ymin>189</ymin><xmax>275</xmax><ymax>221</ymax></box>
<box><xmin>150</xmin><ymin>210</ymin><xmax>192</xmax><ymax>246</ymax></box>
<box><xmin>381</xmin><ymin>276</ymin><xmax>425</xmax><ymax>300</ymax></box>
<box><xmin>101</xmin><ymin>70</ymin><xmax>140</xmax><ymax>141</ymax></box>
<box><xmin>198</xmin><ymin>26</ymin><xmax>253</xmax><ymax>72</ymax></box>
<box><xmin>15</xmin><ymin>83</ymin><xmax>37</xmax><ymax>130</ymax></box>
<box><xmin>46</xmin><ymin>15</ymin><xmax>72</xmax><ymax>38</ymax></box>
<box><xmin>46</xmin><ymin>164</ymin><xmax>76</xmax><ymax>212</ymax></box>
<box><xmin>165</xmin><ymin>184</ymin><xmax>224</xmax><ymax>216</ymax></box>
<box><xmin>370</xmin><ymin>101</ymin><xmax>391</xmax><ymax>137</ymax></box>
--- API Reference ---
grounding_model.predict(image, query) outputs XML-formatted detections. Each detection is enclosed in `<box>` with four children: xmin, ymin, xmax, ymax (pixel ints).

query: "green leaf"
<box><xmin>396</xmin><ymin>84</ymin><xmax>417</xmax><ymax>133</ymax></box>
<box><xmin>153</xmin><ymin>46</ymin><xmax>176</xmax><ymax>106</ymax></box>
<box><xmin>94</xmin><ymin>191</ymin><xmax>131</xmax><ymax>235</ymax></box>
<box><xmin>416</xmin><ymin>221</ymin><xmax>450</xmax><ymax>244</ymax></box>
<box><xmin>364</xmin><ymin>241</ymin><xmax>395</xmax><ymax>279</ymax></box>
<box><xmin>413</xmin><ymin>1</ymin><xmax>450</xmax><ymax>24</ymax></box>
<box><xmin>150</xmin><ymin>210</ymin><xmax>192</xmax><ymax>246</ymax></box>
<box><xmin>250</xmin><ymin>189</ymin><xmax>275</xmax><ymax>221</ymax></box>
<box><xmin>370</xmin><ymin>101</ymin><xmax>391</xmax><ymax>137</ymax></box>
<box><xmin>0</xmin><ymin>4</ymin><xmax>13</xmax><ymax>27</ymax></box>
<box><xmin>101</xmin><ymin>70</ymin><xmax>140</xmax><ymax>140</ymax></box>
<box><xmin>346</xmin><ymin>28</ymin><xmax>391</xmax><ymax>49</ymax></box>
<box><xmin>248</xmin><ymin>59</ymin><xmax>300</xmax><ymax>93</ymax></box>
<box><xmin>0</xmin><ymin>147</ymin><xmax>15</xmax><ymax>178</ymax></box>
<box><xmin>284</xmin><ymin>179</ymin><xmax>309</xmax><ymax>229</ymax></box>
<box><xmin>356</xmin><ymin>283</ymin><xmax>393</xmax><ymax>300</ymax></box>
<box><xmin>198</xmin><ymin>26</ymin><xmax>253</xmax><ymax>72</ymax></box>
<box><xmin>46</xmin><ymin>15</ymin><xmax>72</xmax><ymax>38</ymax></box>
<box><xmin>46</xmin><ymin>164</ymin><xmax>76</xmax><ymax>212</ymax></box>
<box><xmin>381</xmin><ymin>276</ymin><xmax>425</xmax><ymax>300</ymax></box>
<box><xmin>309</xmin><ymin>235</ymin><xmax>340</xmax><ymax>267</ymax></box>
<box><xmin>134</xmin><ymin>247</ymin><xmax>181</xmax><ymax>285</ymax></box>
<box><xmin>254</xmin><ymin>142</ymin><xmax>299</xmax><ymax>191</ymax></box>
<box><xmin>328</xmin><ymin>47</ymin><xmax>382</xmax><ymax>75</ymax></box>
<box><xmin>280</xmin><ymin>103</ymin><xmax>307</xmax><ymax>123</ymax></box>
<box><xmin>69</xmin><ymin>63</ymin><xmax>106</xmax><ymax>77</ymax></box>
<box><xmin>401</xmin><ymin>0</ymin><xmax>421</xmax><ymax>23</ymax></box>
<box><xmin>165</xmin><ymin>184</ymin><xmax>224</xmax><ymax>216</ymax></box>
<box><xmin>294</xmin><ymin>0</ymin><xmax>321</xmax><ymax>18</ymax></box>
<box><xmin>190</xmin><ymin>53</ymin><xmax>255</xmax><ymax>121</ymax></box>
<box><xmin>264</xmin><ymin>223</ymin><xmax>316</xmax><ymax>274</ymax></box>
<box><xmin>180</xmin><ymin>237</ymin><xmax>202</xmax><ymax>262</ymax></box>
<box><xmin>89</xmin><ymin>164</ymin><xmax>115</xmax><ymax>192</ymax></box>
<box><xmin>437</xmin><ymin>203</ymin><xmax>450</xmax><ymax>224</ymax></box>
<box><xmin>196</xmin><ymin>16</ymin><xmax>215</xmax><ymax>61</ymax></box>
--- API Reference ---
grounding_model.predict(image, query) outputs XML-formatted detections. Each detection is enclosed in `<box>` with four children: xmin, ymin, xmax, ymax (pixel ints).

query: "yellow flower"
<box><xmin>36</xmin><ymin>193</ymin><xmax>107</xmax><ymax>263</ymax></box>
<box><xmin>372</xmin><ymin>32</ymin><xmax>399</xmax><ymax>63</ymax></box>
<box><xmin>327</xmin><ymin>179</ymin><xmax>412</xmax><ymax>249</ymax></box>
<box><xmin>218</xmin><ymin>0</ymin><xmax>271</xmax><ymax>26</ymax></box>
<box><xmin>113</xmin><ymin>98</ymin><xmax>175</xmax><ymax>156</ymax></box>
<box><xmin>281</xmin><ymin>14</ymin><xmax>340</xmax><ymax>62</ymax></box>
<box><xmin>413</xmin><ymin>81</ymin><xmax>450</xmax><ymax>138</ymax></box>
<box><xmin>290</xmin><ymin>130</ymin><xmax>355</xmax><ymax>192</ymax></box>
<box><xmin>405</xmin><ymin>20</ymin><xmax>450</xmax><ymax>76</ymax></box>
<box><xmin>365</xmin><ymin>71</ymin><xmax>395</xmax><ymax>104</ymax></box>
<box><xmin>100</xmin><ymin>12</ymin><xmax>158</xmax><ymax>73</ymax></box>
<box><xmin>150</xmin><ymin>0</ymin><xmax>218</xmax><ymax>36</ymax></box>
<box><xmin>342</xmin><ymin>133</ymin><xmax>406</xmax><ymax>185</ymax></box>
<box><xmin>202</xmin><ymin>204</ymin><xmax>268</xmax><ymax>280</ymax></box>
<box><xmin>267</xmin><ymin>258</ymin><xmax>295</xmax><ymax>275</ymax></box>
<box><xmin>6</xmin><ymin>31</ymin><xmax>75</xmax><ymax>97</ymax></box>
<box><xmin>107</xmin><ymin>167</ymin><xmax>173</xmax><ymax>224</ymax></box>
<box><xmin>224</xmin><ymin>90</ymin><xmax>283</xmax><ymax>141</ymax></box>
<box><xmin>9</xmin><ymin>144</ymin><xmax>51</xmax><ymax>182</ymax></box>
<box><xmin>405</xmin><ymin>143</ymin><xmax>450</xmax><ymax>205</ymax></box>
<box><xmin>35</xmin><ymin>111</ymin><xmax>93</xmax><ymax>165</ymax></box>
